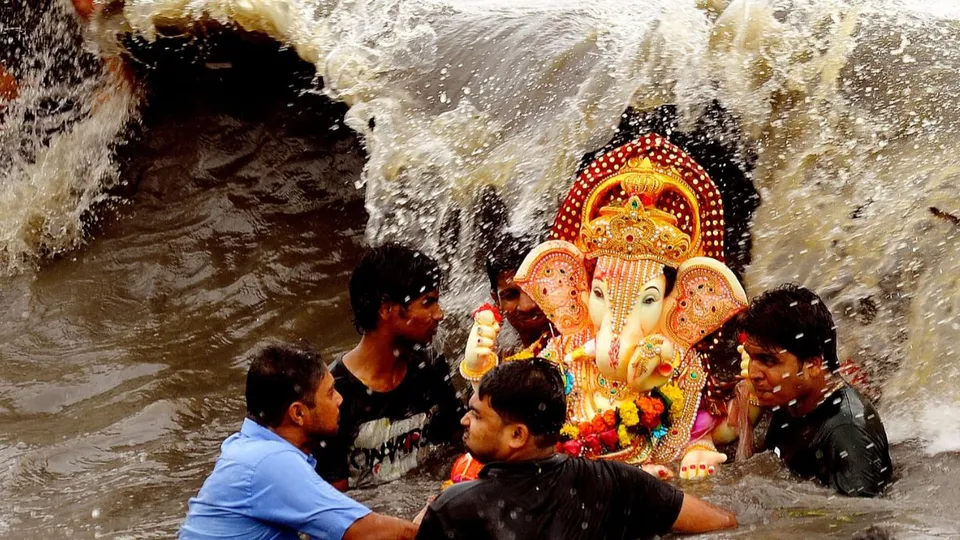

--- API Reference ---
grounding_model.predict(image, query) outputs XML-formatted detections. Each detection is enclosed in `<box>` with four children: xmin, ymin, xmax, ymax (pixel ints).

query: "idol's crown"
<box><xmin>578</xmin><ymin>157</ymin><xmax>695</xmax><ymax>266</ymax></box>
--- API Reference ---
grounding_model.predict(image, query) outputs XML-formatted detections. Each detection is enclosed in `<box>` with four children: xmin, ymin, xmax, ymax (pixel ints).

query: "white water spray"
<box><xmin>5</xmin><ymin>0</ymin><xmax>960</xmax><ymax>452</ymax></box>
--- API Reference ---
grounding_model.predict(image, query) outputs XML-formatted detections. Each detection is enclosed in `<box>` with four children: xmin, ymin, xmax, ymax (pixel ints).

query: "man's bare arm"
<box><xmin>330</xmin><ymin>479</ymin><xmax>349</xmax><ymax>492</ymax></box>
<box><xmin>343</xmin><ymin>513</ymin><xmax>418</xmax><ymax>540</ymax></box>
<box><xmin>671</xmin><ymin>493</ymin><xmax>738</xmax><ymax>534</ymax></box>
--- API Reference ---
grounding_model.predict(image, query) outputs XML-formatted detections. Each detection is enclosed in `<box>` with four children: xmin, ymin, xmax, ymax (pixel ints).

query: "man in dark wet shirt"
<box><xmin>739</xmin><ymin>284</ymin><xmax>893</xmax><ymax>497</ymax></box>
<box><xmin>314</xmin><ymin>244</ymin><xmax>464</xmax><ymax>490</ymax></box>
<box><xmin>417</xmin><ymin>359</ymin><xmax>738</xmax><ymax>540</ymax></box>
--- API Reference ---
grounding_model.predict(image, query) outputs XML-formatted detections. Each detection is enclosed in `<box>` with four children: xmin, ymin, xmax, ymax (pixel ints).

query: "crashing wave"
<box><xmin>4</xmin><ymin>0</ymin><xmax>960</xmax><ymax>451</ymax></box>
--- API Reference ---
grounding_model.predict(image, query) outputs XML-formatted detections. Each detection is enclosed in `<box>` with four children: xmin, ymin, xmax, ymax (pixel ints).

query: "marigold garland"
<box><xmin>557</xmin><ymin>392</ymin><xmax>670</xmax><ymax>458</ymax></box>
<box><xmin>619</xmin><ymin>401</ymin><xmax>640</xmax><ymax>427</ymax></box>
<box><xmin>617</xmin><ymin>424</ymin><xmax>632</xmax><ymax>448</ymax></box>
<box><xmin>659</xmin><ymin>384</ymin><xmax>684</xmax><ymax>420</ymax></box>
<box><xmin>560</xmin><ymin>424</ymin><xmax>580</xmax><ymax>440</ymax></box>
<box><xmin>635</xmin><ymin>396</ymin><xmax>666</xmax><ymax>429</ymax></box>
<box><xmin>591</xmin><ymin>415</ymin><xmax>608</xmax><ymax>434</ymax></box>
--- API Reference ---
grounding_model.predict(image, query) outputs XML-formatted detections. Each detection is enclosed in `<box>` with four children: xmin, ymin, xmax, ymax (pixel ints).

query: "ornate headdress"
<box><xmin>551</xmin><ymin>133</ymin><xmax>726</xmax><ymax>266</ymax></box>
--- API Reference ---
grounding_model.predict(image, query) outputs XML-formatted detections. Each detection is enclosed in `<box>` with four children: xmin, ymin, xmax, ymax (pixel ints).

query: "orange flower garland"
<box><xmin>557</xmin><ymin>392</ymin><xmax>670</xmax><ymax>458</ymax></box>
<box><xmin>635</xmin><ymin>396</ymin><xmax>666</xmax><ymax>429</ymax></box>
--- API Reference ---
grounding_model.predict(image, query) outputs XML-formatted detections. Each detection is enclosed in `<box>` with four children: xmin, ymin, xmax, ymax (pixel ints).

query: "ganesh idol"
<box><xmin>459</xmin><ymin>134</ymin><xmax>748</xmax><ymax>480</ymax></box>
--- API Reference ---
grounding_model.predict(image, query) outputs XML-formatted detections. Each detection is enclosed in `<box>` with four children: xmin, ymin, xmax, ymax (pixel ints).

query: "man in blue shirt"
<box><xmin>181</xmin><ymin>343</ymin><xmax>420</xmax><ymax>539</ymax></box>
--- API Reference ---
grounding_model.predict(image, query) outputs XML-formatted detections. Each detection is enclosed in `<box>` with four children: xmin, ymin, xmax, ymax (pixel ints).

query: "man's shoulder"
<box><xmin>405</xmin><ymin>346</ymin><xmax>446</xmax><ymax>367</ymax></box>
<box><xmin>815</xmin><ymin>386</ymin><xmax>889</xmax><ymax>449</ymax></box>
<box><xmin>223</xmin><ymin>430</ymin><xmax>281</xmax><ymax>456</ymax></box>
<box><xmin>328</xmin><ymin>356</ymin><xmax>350</xmax><ymax>377</ymax></box>
<box><xmin>823</xmin><ymin>386</ymin><xmax>884</xmax><ymax>430</ymax></box>
<box><xmin>222</xmin><ymin>434</ymin><xmax>308</xmax><ymax>471</ymax></box>
<box><xmin>328</xmin><ymin>357</ymin><xmax>366</xmax><ymax>395</ymax></box>
<box><xmin>431</xmin><ymin>480</ymin><xmax>487</xmax><ymax>514</ymax></box>
<box><xmin>405</xmin><ymin>348</ymin><xmax>452</xmax><ymax>383</ymax></box>
<box><xmin>201</xmin><ymin>436</ymin><xmax>295</xmax><ymax>493</ymax></box>
<box><xmin>566</xmin><ymin>455</ymin><xmax>628</xmax><ymax>476</ymax></box>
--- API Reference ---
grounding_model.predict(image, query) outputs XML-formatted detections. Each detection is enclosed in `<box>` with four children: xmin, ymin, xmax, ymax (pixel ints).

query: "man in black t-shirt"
<box><xmin>738</xmin><ymin>284</ymin><xmax>893</xmax><ymax>497</ymax></box>
<box><xmin>315</xmin><ymin>244</ymin><xmax>464</xmax><ymax>490</ymax></box>
<box><xmin>417</xmin><ymin>360</ymin><xmax>738</xmax><ymax>540</ymax></box>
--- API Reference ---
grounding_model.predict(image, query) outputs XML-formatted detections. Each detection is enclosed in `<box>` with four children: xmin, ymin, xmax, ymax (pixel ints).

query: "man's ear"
<box><xmin>802</xmin><ymin>356</ymin><xmax>824</xmax><ymax>378</ymax></box>
<box><xmin>287</xmin><ymin>402</ymin><xmax>307</xmax><ymax>427</ymax></box>
<box><xmin>379</xmin><ymin>297</ymin><xmax>396</xmax><ymax>322</ymax></box>
<box><xmin>508</xmin><ymin>423</ymin><xmax>531</xmax><ymax>450</ymax></box>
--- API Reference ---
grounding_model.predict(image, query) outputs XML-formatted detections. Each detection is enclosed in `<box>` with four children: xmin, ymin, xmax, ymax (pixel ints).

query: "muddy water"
<box><xmin>0</xmin><ymin>50</ymin><xmax>371</xmax><ymax>537</ymax></box>
<box><xmin>0</xmin><ymin>59</ymin><xmax>955</xmax><ymax>539</ymax></box>
<box><xmin>1</xmin><ymin>6</ymin><xmax>960</xmax><ymax>540</ymax></box>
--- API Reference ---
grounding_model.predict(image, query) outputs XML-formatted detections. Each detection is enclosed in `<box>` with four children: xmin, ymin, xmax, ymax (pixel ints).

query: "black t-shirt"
<box><xmin>314</xmin><ymin>348</ymin><xmax>464</xmax><ymax>488</ymax></box>
<box><xmin>416</xmin><ymin>454</ymin><xmax>684</xmax><ymax>540</ymax></box>
<box><xmin>765</xmin><ymin>384</ymin><xmax>892</xmax><ymax>497</ymax></box>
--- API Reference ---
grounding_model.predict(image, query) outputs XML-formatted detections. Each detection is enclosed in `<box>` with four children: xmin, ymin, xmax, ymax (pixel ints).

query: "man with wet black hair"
<box><xmin>417</xmin><ymin>359</ymin><xmax>738</xmax><ymax>540</ymax></box>
<box><xmin>315</xmin><ymin>243</ymin><xmax>464</xmax><ymax>491</ymax></box>
<box><xmin>739</xmin><ymin>284</ymin><xmax>893</xmax><ymax>497</ymax></box>
<box><xmin>181</xmin><ymin>342</ymin><xmax>420</xmax><ymax>539</ymax></box>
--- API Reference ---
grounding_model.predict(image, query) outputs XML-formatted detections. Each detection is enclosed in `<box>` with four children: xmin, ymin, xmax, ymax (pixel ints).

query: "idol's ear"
<box><xmin>661</xmin><ymin>257</ymin><xmax>748</xmax><ymax>350</ymax></box>
<box><xmin>514</xmin><ymin>240</ymin><xmax>591</xmax><ymax>336</ymax></box>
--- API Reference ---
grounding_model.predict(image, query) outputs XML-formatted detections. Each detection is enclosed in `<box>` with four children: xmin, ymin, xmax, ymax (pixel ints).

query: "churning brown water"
<box><xmin>2</xmin><ymin>1</ymin><xmax>960</xmax><ymax>538</ymax></box>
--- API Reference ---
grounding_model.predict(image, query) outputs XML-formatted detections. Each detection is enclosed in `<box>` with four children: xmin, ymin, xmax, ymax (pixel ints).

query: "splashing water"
<box><xmin>2</xmin><ymin>0</ymin><xmax>960</xmax><ymax>537</ymax></box>
<box><xmin>1</xmin><ymin>0</ymin><xmax>959</xmax><ymax>454</ymax></box>
<box><xmin>0</xmin><ymin>2</ymin><xmax>139</xmax><ymax>273</ymax></box>
<box><xmin>79</xmin><ymin>0</ymin><xmax>960</xmax><ymax>452</ymax></box>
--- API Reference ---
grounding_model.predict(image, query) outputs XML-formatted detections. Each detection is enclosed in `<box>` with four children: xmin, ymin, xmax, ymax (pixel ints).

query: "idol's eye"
<box><xmin>642</xmin><ymin>295</ymin><xmax>657</xmax><ymax>305</ymax></box>
<box><xmin>593</xmin><ymin>288</ymin><xmax>605</xmax><ymax>300</ymax></box>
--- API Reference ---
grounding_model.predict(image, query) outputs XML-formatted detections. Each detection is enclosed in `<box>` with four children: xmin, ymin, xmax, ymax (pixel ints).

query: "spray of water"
<box><xmin>0</xmin><ymin>1</ymin><xmax>139</xmax><ymax>273</ymax></box>
<box><xmin>5</xmin><ymin>0</ymin><xmax>960</xmax><ymax>452</ymax></box>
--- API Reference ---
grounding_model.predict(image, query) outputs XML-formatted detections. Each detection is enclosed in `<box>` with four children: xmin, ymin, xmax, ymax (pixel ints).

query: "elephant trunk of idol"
<box><xmin>591</xmin><ymin>258</ymin><xmax>669</xmax><ymax>387</ymax></box>
<box><xmin>595</xmin><ymin>303</ymin><xmax>646</xmax><ymax>382</ymax></box>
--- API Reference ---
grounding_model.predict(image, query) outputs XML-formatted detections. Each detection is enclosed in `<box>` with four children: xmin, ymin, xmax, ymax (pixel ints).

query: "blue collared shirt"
<box><xmin>180</xmin><ymin>418</ymin><xmax>371</xmax><ymax>539</ymax></box>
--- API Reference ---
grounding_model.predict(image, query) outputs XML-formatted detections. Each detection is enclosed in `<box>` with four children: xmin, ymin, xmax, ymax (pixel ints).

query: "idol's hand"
<box><xmin>563</xmin><ymin>339</ymin><xmax>596</xmax><ymax>366</ymax></box>
<box><xmin>641</xmin><ymin>463</ymin><xmax>675</xmax><ymax>480</ymax></box>
<box><xmin>460</xmin><ymin>305</ymin><xmax>501</xmax><ymax>384</ymax></box>
<box><xmin>679</xmin><ymin>448</ymin><xmax>727</xmax><ymax>480</ymax></box>
<box><xmin>625</xmin><ymin>334</ymin><xmax>676</xmax><ymax>392</ymax></box>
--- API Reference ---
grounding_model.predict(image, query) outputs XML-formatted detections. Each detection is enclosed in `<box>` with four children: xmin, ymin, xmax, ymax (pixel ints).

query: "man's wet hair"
<box><xmin>737</xmin><ymin>283</ymin><xmax>840</xmax><ymax>371</ymax></box>
<box><xmin>484</xmin><ymin>234</ymin><xmax>537</xmax><ymax>292</ymax></box>
<box><xmin>349</xmin><ymin>243</ymin><xmax>443</xmax><ymax>333</ymax></box>
<box><xmin>478</xmin><ymin>358</ymin><xmax>566</xmax><ymax>447</ymax></box>
<box><xmin>246</xmin><ymin>342</ymin><xmax>328</xmax><ymax>428</ymax></box>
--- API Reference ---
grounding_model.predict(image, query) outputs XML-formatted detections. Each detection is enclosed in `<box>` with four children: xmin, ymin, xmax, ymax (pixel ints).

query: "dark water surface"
<box><xmin>0</xmin><ymin>49</ymin><xmax>371</xmax><ymax>537</ymax></box>
<box><xmin>1</xmin><ymin>15</ymin><xmax>959</xmax><ymax>540</ymax></box>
